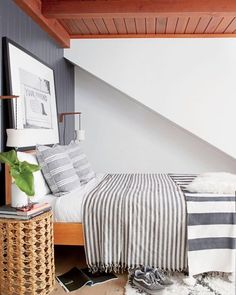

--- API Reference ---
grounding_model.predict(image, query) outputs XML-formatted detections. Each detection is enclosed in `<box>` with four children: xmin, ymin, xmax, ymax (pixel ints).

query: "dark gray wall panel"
<box><xmin>0</xmin><ymin>0</ymin><xmax>75</xmax><ymax>146</ymax></box>
<box><xmin>0</xmin><ymin>0</ymin><xmax>74</xmax><ymax>203</ymax></box>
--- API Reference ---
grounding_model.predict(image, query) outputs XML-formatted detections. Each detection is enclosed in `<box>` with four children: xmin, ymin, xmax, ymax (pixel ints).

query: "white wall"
<box><xmin>75</xmin><ymin>67</ymin><xmax>236</xmax><ymax>173</ymax></box>
<box><xmin>66</xmin><ymin>38</ymin><xmax>236</xmax><ymax>159</ymax></box>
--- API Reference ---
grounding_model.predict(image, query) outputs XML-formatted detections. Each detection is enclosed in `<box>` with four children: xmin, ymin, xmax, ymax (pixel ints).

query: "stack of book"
<box><xmin>0</xmin><ymin>203</ymin><xmax>51</xmax><ymax>220</ymax></box>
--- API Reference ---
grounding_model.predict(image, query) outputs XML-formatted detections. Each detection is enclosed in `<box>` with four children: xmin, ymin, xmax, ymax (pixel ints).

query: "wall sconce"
<box><xmin>0</xmin><ymin>95</ymin><xmax>19</xmax><ymax>100</ymax></box>
<box><xmin>59</xmin><ymin>112</ymin><xmax>85</xmax><ymax>143</ymax></box>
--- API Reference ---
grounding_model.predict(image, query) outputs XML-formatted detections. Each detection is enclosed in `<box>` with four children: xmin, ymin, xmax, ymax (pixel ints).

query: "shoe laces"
<box><xmin>145</xmin><ymin>272</ymin><xmax>156</xmax><ymax>283</ymax></box>
<box><xmin>155</xmin><ymin>268</ymin><xmax>166</xmax><ymax>281</ymax></box>
<box><xmin>146</xmin><ymin>271</ymin><xmax>162</xmax><ymax>286</ymax></box>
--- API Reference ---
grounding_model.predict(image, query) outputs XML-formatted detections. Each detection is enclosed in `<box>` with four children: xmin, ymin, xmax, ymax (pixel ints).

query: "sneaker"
<box><xmin>144</xmin><ymin>267</ymin><xmax>173</xmax><ymax>286</ymax></box>
<box><xmin>155</xmin><ymin>268</ymin><xmax>173</xmax><ymax>285</ymax></box>
<box><xmin>133</xmin><ymin>270</ymin><xmax>165</xmax><ymax>294</ymax></box>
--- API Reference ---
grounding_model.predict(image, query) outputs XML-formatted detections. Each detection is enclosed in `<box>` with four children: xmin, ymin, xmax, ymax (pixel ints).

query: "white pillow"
<box><xmin>186</xmin><ymin>172</ymin><xmax>236</xmax><ymax>194</ymax></box>
<box><xmin>16</xmin><ymin>151</ymin><xmax>51</xmax><ymax>198</ymax></box>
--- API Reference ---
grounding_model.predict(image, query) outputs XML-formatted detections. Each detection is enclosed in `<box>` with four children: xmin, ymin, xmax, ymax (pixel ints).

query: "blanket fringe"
<box><xmin>87</xmin><ymin>262</ymin><xmax>189</xmax><ymax>274</ymax></box>
<box><xmin>88</xmin><ymin>263</ymin><xmax>128</xmax><ymax>273</ymax></box>
<box><xmin>198</xmin><ymin>271</ymin><xmax>233</xmax><ymax>279</ymax></box>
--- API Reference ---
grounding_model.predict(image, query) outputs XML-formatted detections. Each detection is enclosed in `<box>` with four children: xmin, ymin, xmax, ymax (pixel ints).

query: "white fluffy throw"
<box><xmin>186</xmin><ymin>172</ymin><xmax>236</xmax><ymax>194</ymax></box>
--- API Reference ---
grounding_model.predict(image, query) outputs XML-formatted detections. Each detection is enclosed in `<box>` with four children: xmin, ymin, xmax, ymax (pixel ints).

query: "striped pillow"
<box><xmin>36</xmin><ymin>145</ymin><xmax>81</xmax><ymax>197</ymax></box>
<box><xmin>64</xmin><ymin>141</ymin><xmax>95</xmax><ymax>185</ymax></box>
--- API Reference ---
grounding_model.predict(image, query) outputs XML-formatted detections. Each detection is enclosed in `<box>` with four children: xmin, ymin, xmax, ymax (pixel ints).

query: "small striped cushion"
<box><xmin>36</xmin><ymin>145</ymin><xmax>81</xmax><ymax>197</ymax></box>
<box><xmin>64</xmin><ymin>141</ymin><xmax>95</xmax><ymax>185</ymax></box>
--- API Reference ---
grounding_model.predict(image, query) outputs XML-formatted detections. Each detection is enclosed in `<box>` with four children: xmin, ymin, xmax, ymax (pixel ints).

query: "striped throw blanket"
<box><xmin>83</xmin><ymin>174</ymin><xmax>187</xmax><ymax>272</ymax></box>
<box><xmin>170</xmin><ymin>174</ymin><xmax>236</xmax><ymax>276</ymax></box>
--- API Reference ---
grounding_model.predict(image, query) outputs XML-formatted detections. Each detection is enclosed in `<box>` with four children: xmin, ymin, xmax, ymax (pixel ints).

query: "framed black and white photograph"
<box><xmin>3</xmin><ymin>37</ymin><xmax>59</xmax><ymax>146</ymax></box>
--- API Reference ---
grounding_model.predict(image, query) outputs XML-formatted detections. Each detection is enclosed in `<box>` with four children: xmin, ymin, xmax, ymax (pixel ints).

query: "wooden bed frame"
<box><xmin>5</xmin><ymin>158</ymin><xmax>84</xmax><ymax>246</ymax></box>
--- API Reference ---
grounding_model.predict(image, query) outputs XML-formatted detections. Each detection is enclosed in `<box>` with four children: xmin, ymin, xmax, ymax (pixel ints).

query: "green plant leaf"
<box><xmin>10</xmin><ymin>167</ymin><xmax>20</xmax><ymax>180</ymax></box>
<box><xmin>14</xmin><ymin>171</ymin><xmax>35</xmax><ymax>196</ymax></box>
<box><xmin>0</xmin><ymin>149</ymin><xmax>40</xmax><ymax>197</ymax></box>
<box><xmin>0</xmin><ymin>150</ymin><xmax>18</xmax><ymax>165</ymax></box>
<box><xmin>20</xmin><ymin>161</ymin><xmax>40</xmax><ymax>173</ymax></box>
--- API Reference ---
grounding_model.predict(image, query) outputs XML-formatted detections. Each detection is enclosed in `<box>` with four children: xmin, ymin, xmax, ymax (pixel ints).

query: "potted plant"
<box><xmin>0</xmin><ymin>150</ymin><xmax>40</xmax><ymax>208</ymax></box>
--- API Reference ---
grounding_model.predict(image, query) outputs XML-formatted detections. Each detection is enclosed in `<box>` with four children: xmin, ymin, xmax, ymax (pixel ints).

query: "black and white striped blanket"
<box><xmin>82</xmin><ymin>173</ymin><xmax>236</xmax><ymax>274</ymax></box>
<box><xmin>170</xmin><ymin>174</ymin><xmax>236</xmax><ymax>276</ymax></box>
<box><xmin>83</xmin><ymin>174</ymin><xmax>187</xmax><ymax>272</ymax></box>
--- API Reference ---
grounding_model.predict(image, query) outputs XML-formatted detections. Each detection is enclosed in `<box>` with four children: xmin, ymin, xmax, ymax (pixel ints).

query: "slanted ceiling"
<box><xmin>14</xmin><ymin>0</ymin><xmax>236</xmax><ymax>48</ymax></box>
<box><xmin>65</xmin><ymin>38</ymin><xmax>236</xmax><ymax>159</ymax></box>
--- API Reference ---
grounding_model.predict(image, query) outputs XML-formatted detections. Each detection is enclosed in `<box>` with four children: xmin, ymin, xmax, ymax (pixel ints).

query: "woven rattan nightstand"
<box><xmin>0</xmin><ymin>210</ymin><xmax>55</xmax><ymax>295</ymax></box>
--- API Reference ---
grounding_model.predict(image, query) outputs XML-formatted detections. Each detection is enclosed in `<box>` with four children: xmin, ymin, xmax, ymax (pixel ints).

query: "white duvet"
<box><xmin>37</xmin><ymin>173</ymin><xmax>105</xmax><ymax>222</ymax></box>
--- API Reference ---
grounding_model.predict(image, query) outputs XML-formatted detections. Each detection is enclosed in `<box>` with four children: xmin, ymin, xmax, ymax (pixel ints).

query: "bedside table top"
<box><xmin>0</xmin><ymin>209</ymin><xmax>52</xmax><ymax>223</ymax></box>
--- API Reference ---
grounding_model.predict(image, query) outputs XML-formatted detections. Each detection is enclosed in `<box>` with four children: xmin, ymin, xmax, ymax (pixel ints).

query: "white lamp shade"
<box><xmin>76</xmin><ymin>129</ymin><xmax>85</xmax><ymax>141</ymax></box>
<box><xmin>7</xmin><ymin>129</ymin><xmax>35</xmax><ymax>147</ymax></box>
<box><xmin>7</xmin><ymin>128</ymin><xmax>59</xmax><ymax>147</ymax></box>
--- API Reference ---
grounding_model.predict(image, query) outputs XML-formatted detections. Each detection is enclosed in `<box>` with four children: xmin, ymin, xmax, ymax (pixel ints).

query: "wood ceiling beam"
<box><xmin>42</xmin><ymin>0</ymin><xmax>236</xmax><ymax>19</ymax></box>
<box><xmin>14</xmin><ymin>0</ymin><xmax>70</xmax><ymax>48</ymax></box>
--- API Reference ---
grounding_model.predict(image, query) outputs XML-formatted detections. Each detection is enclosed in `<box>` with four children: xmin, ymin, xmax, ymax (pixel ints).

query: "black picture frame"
<box><xmin>3</xmin><ymin>37</ymin><xmax>59</xmax><ymax>148</ymax></box>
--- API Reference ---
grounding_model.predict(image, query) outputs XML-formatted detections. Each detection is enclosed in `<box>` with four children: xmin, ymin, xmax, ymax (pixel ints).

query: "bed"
<box><xmin>5</xmin><ymin>157</ymin><xmax>236</xmax><ymax>274</ymax></box>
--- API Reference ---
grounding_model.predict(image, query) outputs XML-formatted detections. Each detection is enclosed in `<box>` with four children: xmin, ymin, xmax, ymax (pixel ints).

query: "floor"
<box><xmin>51</xmin><ymin>246</ymin><xmax>127</xmax><ymax>295</ymax></box>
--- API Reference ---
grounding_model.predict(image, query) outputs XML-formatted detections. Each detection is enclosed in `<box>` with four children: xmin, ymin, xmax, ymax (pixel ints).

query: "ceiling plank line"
<box><xmin>214</xmin><ymin>16</ymin><xmax>235</xmax><ymax>33</ymax></box>
<box><xmin>194</xmin><ymin>16</ymin><xmax>212</xmax><ymax>34</ymax></box>
<box><xmin>166</xmin><ymin>16</ymin><xmax>178</xmax><ymax>34</ymax></box>
<box><xmin>174</xmin><ymin>16</ymin><xmax>189</xmax><ymax>34</ymax></box>
<box><xmin>203</xmin><ymin>17</ymin><xmax>213</xmax><ymax>33</ymax></box>
<box><xmin>76</xmin><ymin>19</ymin><xmax>90</xmax><ymax>35</ymax></box>
<box><xmin>183</xmin><ymin>17</ymin><xmax>191</xmax><ymax>33</ymax></box>
<box><xmin>83</xmin><ymin>18</ymin><xmax>99</xmax><ymax>34</ymax></box>
<box><xmin>204</xmin><ymin>16</ymin><xmax>223</xmax><ymax>33</ymax></box>
<box><xmin>193</xmin><ymin>17</ymin><xmax>202</xmax><ymax>33</ymax></box>
<box><xmin>174</xmin><ymin>18</ymin><xmax>179</xmax><ymax>34</ymax></box>
<box><xmin>224</xmin><ymin>17</ymin><xmax>236</xmax><ymax>33</ymax></box>
<box><xmin>125</xmin><ymin>18</ymin><xmax>136</xmax><ymax>34</ymax></box>
<box><xmin>93</xmin><ymin>18</ymin><xmax>109</xmax><ymax>34</ymax></box>
<box><xmin>146</xmin><ymin>17</ymin><xmax>156</xmax><ymax>34</ymax></box>
<box><xmin>103</xmin><ymin>18</ymin><xmax>118</xmax><ymax>34</ymax></box>
<box><xmin>114</xmin><ymin>18</ymin><xmax>127</xmax><ymax>34</ymax></box>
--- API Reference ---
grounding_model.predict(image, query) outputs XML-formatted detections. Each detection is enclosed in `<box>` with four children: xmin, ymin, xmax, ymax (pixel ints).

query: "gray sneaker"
<box><xmin>143</xmin><ymin>267</ymin><xmax>173</xmax><ymax>286</ymax></box>
<box><xmin>153</xmin><ymin>268</ymin><xmax>173</xmax><ymax>286</ymax></box>
<box><xmin>133</xmin><ymin>270</ymin><xmax>165</xmax><ymax>294</ymax></box>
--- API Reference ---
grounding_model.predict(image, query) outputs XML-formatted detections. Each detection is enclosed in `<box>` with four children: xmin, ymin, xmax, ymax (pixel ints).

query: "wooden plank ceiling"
<box><xmin>59</xmin><ymin>16</ymin><xmax>236</xmax><ymax>37</ymax></box>
<box><xmin>14</xmin><ymin>0</ymin><xmax>236</xmax><ymax>48</ymax></box>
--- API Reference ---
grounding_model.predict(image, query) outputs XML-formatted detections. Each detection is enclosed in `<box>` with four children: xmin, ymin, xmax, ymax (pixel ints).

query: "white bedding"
<box><xmin>37</xmin><ymin>173</ymin><xmax>106</xmax><ymax>222</ymax></box>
